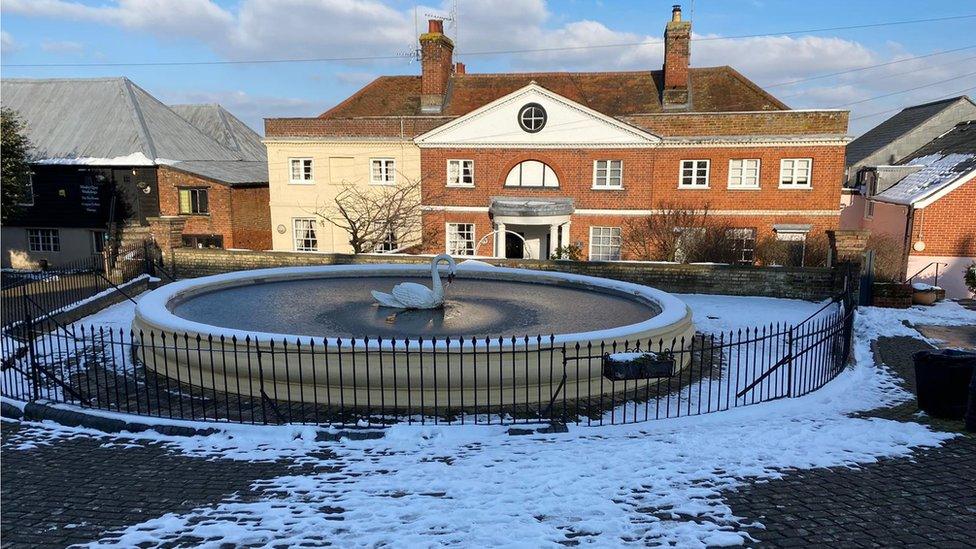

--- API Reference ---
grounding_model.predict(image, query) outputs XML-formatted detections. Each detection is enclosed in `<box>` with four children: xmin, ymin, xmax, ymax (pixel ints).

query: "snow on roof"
<box><xmin>872</xmin><ymin>120</ymin><xmax>976</xmax><ymax>207</ymax></box>
<box><xmin>872</xmin><ymin>152</ymin><xmax>975</xmax><ymax>206</ymax></box>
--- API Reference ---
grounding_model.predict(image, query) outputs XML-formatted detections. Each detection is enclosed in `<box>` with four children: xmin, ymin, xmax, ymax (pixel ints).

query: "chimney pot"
<box><xmin>429</xmin><ymin>19</ymin><xmax>444</xmax><ymax>34</ymax></box>
<box><xmin>672</xmin><ymin>5</ymin><xmax>681</xmax><ymax>22</ymax></box>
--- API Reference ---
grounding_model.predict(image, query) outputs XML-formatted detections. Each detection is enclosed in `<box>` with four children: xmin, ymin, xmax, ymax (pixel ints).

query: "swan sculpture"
<box><xmin>371</xmin><ymin>254</ymin><xmax>458</xmax><ymax>309</ymax></box>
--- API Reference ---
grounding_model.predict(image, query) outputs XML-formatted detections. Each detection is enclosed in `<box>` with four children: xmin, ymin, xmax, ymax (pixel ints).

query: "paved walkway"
<box><xmin>722</xmin><ymin>335</ymin><xmax>976</xmax><ymax>548</ymax></box>
<box><xmin>2</xmin><ymin>332</ymin><xmax>974</xmax><ymax>548</ymax></box>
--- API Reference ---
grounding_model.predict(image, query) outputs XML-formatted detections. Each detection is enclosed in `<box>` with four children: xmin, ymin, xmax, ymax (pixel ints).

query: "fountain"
<box><xmin>133</xmin><ymin>260</ymin><xmax>694</xmax><ymax>411</ymax></box>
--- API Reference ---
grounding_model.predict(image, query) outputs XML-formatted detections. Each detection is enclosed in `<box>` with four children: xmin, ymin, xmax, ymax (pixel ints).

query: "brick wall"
<box><xmin>420</xmin><ymin>145</ymin><xmax>844</xmax><ymax>258</ymax></box>
<box><xmin>619</xmin><ymin>111</ymin><xmax>849</xmax><ymax>137</ymax></box>
<box><xmin>909</xmin><ymin>178</ymin><xmax>976</xmax><ymax>257</ymax></box>
<box><xmin>265</xmin><ymin>117</ymin><xmax>451</xmax><ymax>139</ymax></box>
<box><xmin>170</xmin><ymin>248</ymin><xmax>841</xmax><ymax>300</ymax></box>
<box><xmin>156</xmin><ymin>166</ymin><xmax>271</xmax><ymax>250</ymax></box>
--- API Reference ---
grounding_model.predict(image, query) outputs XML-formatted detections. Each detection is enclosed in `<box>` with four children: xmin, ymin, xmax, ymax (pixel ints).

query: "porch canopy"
<box><xmin>488</xmin><ymin>197</ymin><xmax>574</xmax><ymax>259</ymax></box>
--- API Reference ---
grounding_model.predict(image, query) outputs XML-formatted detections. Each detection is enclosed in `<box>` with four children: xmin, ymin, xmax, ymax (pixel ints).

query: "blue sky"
<box><xmin>2</xmin><ymin>0</ymin><xmax>974</xmax><ymax>135</ymax></box>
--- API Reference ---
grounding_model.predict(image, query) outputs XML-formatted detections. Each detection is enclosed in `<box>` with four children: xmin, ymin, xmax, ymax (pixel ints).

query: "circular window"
<box><xmin>518</xmin><ymin>103</ymin><xmax>547</xmax><ymax>133</ymax></box>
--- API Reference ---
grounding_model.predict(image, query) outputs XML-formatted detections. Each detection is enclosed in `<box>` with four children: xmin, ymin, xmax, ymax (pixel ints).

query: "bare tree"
<box><xmin>624</xmin><ymin>201</ymin><xmax>713</xmax><ymax>261</ymax></box>
<box><xmin>314</xmin><ymin>177</ymin><xmax>429</xmax><ymax>254</ymax></box>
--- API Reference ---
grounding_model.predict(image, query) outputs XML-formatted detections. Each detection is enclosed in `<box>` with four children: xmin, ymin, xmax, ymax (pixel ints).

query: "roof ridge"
<box><xmin>214</xmin><ymin>104</ymin><xmax>243</xmax><ymax>153</ymax></box>
<box><xmin>120</xmin><ymin>77</ymin><xmax>158</xmax><ymax>160</ymax></box>
<box><xmin>900</xmin><ymin>95</ymin><xmax>969</xmax><ymax>111</ymax></box>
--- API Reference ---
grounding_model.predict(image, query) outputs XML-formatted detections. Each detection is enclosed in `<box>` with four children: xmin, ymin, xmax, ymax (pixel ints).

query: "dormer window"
<box><xmin>505</xmin><ymin>160</ymin><xmax>559</xmax><ymax>188</ymax></box>
<box><xmin>518</xmin><ymin>103</ymin><xmax>547</xmax><ymax>133</ymax></box>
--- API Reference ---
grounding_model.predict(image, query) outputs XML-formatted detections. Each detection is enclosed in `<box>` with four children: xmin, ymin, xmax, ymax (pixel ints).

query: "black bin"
<box><xmin>913</xmin><ymin>349</ymin><xmax>976</xmax><ymax>418</ymax></box>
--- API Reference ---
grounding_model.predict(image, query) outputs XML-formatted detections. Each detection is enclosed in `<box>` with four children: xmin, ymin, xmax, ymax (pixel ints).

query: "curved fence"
<box><xmin>0</xmin><ymin>300</ymin><xmax>854</xmax><ymax>428</ymax></box>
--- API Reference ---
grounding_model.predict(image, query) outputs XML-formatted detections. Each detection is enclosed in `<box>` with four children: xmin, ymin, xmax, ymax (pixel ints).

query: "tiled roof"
<box><xmin>873</xmin><ymin>120</ymin><xmax>976</xmax><ymax>206</ymax></box>
<box><xmin>846</xmin><ymin>96</ymin><xmax>976</xmax><ymax>166</ymax></box>
<box><xmin>320</xmin><ymin>66</ymin><xmax>787</xmax><ymax>119</ymax></box>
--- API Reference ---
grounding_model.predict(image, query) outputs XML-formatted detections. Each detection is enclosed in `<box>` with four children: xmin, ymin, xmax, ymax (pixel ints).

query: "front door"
<box><xmin>505</xmin><ymin>232</ymin><xmax>524</xmax><ymax>259</ymax></box>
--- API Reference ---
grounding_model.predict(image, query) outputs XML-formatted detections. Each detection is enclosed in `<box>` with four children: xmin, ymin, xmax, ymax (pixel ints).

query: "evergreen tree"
<box><xmin>1</xmin><ymin>107</ymin><xmax>34</xmax><ymax>223</ymax></box>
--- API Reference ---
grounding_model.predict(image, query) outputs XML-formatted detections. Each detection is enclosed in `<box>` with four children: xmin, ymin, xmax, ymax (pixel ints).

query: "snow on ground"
<box><xmin>677</xmin><ymin>293</ymin><xmax>828</xmax><ymax>334</ymax></box>
<box><xmin>2</xmin><ymin>295</ymin><xmax>973</xmax><ymax>546</ymax></box>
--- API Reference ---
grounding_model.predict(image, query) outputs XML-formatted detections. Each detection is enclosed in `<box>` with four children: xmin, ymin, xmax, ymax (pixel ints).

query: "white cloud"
<box><xmin>4</xmin><ymin>0</ymin><xmax>972</xmax><ymax>136</ymax></box>
<box><xmin>40</xmin><ymin>39</ymin><xmax>85</xmax><ymax>55</ymax></box>
<box><xmin>1</xmin><ymin>30</ymin><xmax>21</xmax><ymax>56</ymax></box>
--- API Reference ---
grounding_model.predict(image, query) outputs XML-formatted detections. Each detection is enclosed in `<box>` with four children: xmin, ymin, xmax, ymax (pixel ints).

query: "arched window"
<box><xmin>504</xmin><ymin>160</ymin><xmax>559</xmax><ymax>188</ymax></box>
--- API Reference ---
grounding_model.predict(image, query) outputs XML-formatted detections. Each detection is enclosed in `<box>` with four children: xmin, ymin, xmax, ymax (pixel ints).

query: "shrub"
<box><xmin>551</xmin><ymin>243</ymin><xmax>583</xmax><ymax>261</ymax></box>
<box><xmin>965</xmin><ymin>262</ymin><xmax>976</xmax><ymax>294</ymax></box>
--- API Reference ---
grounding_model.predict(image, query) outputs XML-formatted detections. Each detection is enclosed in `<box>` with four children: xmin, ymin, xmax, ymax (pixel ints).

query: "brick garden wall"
<box><xmin>170</xmin><ymin>248</ymin><xmax>841</xmax><ymax>300</ymax></box>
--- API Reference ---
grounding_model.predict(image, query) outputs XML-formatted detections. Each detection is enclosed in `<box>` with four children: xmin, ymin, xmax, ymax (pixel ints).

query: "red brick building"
<box><xmin>268</xmin><ymin>6</ymin><xmax>849</xmax><ymax>264</ymax></box>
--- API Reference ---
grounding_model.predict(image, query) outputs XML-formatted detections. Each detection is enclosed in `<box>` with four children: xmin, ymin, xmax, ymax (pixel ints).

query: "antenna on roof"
<box><xmin>425</xmin><ymin>0</ymin><xmax>459</xmax><ymax>54</ymax></box>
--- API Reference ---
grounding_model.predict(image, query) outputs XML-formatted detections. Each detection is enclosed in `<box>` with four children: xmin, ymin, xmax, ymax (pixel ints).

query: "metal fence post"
<box><xmin>25</xmin><ymin>314</ymin><xmax>41</xmax><ymax>402</ymax></box>
<box><xmin>786</xmin><ymin>325</ymin><xmax>794</xmax><ymax>398</ymax></box>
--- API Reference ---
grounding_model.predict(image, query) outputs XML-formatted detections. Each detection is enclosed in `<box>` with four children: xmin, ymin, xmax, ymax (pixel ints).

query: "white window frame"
<box><xmin>726</xmin><ymin>227</ymin><xmax>757</xmax><ymax>264</ymax></box>
<box><xmin>504</xmin><ymin>160</ymin><xmax>559</xmax><ymax>188</ymax></box>
<box><xmin>592</xmin><ymin>160</ymin><xmax>624</xmax><ymax>189</ymax></box>
<box><xmin>679</xmin><ymin>159</ymin><xmax>710</xmax><ymax>188</ymax></box>
<box><xmin>292</xmin><ymin>218</ymin><xmax>318</xmax><ymax>252</ymax></box>
<box><xmin>588</xmin><ymin>226</ymin><xmax>622</xmax><ymax>261</ymax></box>
<box><xmin>27</xmin><ymin>228</ymin><xmax>60</xmax><ymax>253</ymax></box>
<box><xmin>370</xmin><ymin>158</ymin><xmax>396</xmax><ymax>185</ymax></box>
<box><xmin>446</xmin><ymin>223</ymin><xmax>476</xmax><ymax>256</ymax></box>
<box><xmin>446</xmin><ymin>159</ymin><xmax>475</xmax><ymax>188</ymax></box>
<box><xmin>289</xmin><ymin>158</ymin><xmax>314</xmax><ymax>184</ymax></box>
<box><xmin>727</xmin><ymin>159</ymin><xmax>761</xmax><ymax>189</ymax></box>
<box><xmin>779</xmin><ymin>158</ymin><xmax>812</xmax><ymax>188</ymax></box>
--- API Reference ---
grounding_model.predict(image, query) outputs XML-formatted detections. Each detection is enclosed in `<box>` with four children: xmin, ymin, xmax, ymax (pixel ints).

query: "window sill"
<box><xmin>778</xmin><ymin>185</ymin><xmax>813</xmax><ymax>190</ymax></box>
<box><xmin>503</xmin><ymin>186</ymin><xmax>560</xmax><ymax>190</ymax></box>
<box><xmin>677</xmin><ymin>185</ymin><xmax>710</xmax><ymax>190</ymax></box>
<box><xmin>370</xmin><ymin>181</ymin><xmax>396</xmax><ymax>186</ymax></box>
<box><xmin>446</xmin><ymin>184</ymin><xmax>475</xmax><ymax>189</ymax></box>
<box><xmin>726</xmin><ymin>186</ymin><xmax>761</xmax><ymax>191</ymax></box>
<box><xmin>591</xmin><ymin>186</ymin><xmax>624</xmax><ymax>191</ymax></box>
<box><xmin>179</xmin><ymin>213</ymin><xmax>210</xmax><ymax>217</ymax></box>
<box><xmin>288</xmin><ymin>181</ymin><xmax>315</xmax><ymax>185</ymax></box>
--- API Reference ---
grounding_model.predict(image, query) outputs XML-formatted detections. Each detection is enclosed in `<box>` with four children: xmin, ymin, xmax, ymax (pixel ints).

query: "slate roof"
<box><xmin>320</xmin><ymin>67</ymin><xmax>787</xmax><ymax>119</ymax></box>
<box><xmin>164</xmin><ymin>160</ymin><xmax>269</xmax><ymax>186</ymax></box>
<box><xmin>873</xmin><ymin>120</ymin><xmax>976</xmax><ymax>206</ymax></box>
<box><xmin>0</xmin><ymin>78</ymin><xmax>243</xmax><ymax>162</ymax></box>
<box><xmin>845</xmin><ymin>96</ymin><xmax>975</xmax><ymax>166</ymax></box>
<box><xmin>171</xmin><ymin>104</ymin><xmax>267</xmax><ymax>161</ymax></box>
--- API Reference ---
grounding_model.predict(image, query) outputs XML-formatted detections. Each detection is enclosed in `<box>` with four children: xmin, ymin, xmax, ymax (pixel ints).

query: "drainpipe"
<box><xmin>901</xmin><ymin>205</ymin><xmax>914</xmax><ymax>281</ymax></box>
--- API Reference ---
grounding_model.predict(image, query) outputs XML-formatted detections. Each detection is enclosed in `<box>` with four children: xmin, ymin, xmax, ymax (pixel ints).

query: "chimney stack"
<box><xmin>420</xmin><ymin>19</ymin><xmax>455</xmax><ymax>113</ymax></box>
<box><xmin>662</xmin><ymin>4</ymin><xmax>691</xmax><ymax>109</ymax></box>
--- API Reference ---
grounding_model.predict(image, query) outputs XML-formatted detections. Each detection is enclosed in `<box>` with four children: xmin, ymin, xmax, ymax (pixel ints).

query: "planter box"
<box><xmin>602</xmin><ymin>351</ymin><xmax>675</xmax><ymax>381</ymax></box>
<box><xmin>912</xmin><ymin>290</ymin><xmax>938</xmax><ymax>306</ymax></box>
<box><xmin>873</xmin><ymin>282</ymin><xmax>913</xmax><ymax>309</ymax></box>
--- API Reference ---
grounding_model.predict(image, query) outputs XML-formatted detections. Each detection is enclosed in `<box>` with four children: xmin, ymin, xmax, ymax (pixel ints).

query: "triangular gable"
<box><xmin>415</xmin><ymin>83</ymin><xmax>660</xmax><ymax>148</ymax></box>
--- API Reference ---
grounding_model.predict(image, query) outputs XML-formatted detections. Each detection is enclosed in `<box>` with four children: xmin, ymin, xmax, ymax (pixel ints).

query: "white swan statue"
<box><xmin>371</xmin><ymin>254</ymin><xmax>458</xmax><ymax>309</ymax></box>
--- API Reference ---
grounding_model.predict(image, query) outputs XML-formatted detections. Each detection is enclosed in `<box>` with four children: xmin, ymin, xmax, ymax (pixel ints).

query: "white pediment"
<box><xmin>415</xmin><ymin>83</ymin><xmax>660</xmax><ymax>148</ymax></box>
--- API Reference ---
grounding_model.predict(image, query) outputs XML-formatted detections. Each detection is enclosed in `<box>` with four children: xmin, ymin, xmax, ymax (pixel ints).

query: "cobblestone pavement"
<box><xmin>2</xmin><ymin>334</ymin><xmax>974</xmax><ymax>548</ymax></box>
<box><xmin>0</xmin><ymin>423</ymin><xmax>325</xmax><ymax>548</ymax></box>
<box><xmin>723</xmin><ymin>335</ymin><xmax>976</xmax><ymax>548</ymax></box>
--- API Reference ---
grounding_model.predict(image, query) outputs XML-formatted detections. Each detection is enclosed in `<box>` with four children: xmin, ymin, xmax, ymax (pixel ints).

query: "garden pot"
<box><xmin>912</xmin><ymin>290</ymin><xmax>938</xmax><ymax>306</ymax></box>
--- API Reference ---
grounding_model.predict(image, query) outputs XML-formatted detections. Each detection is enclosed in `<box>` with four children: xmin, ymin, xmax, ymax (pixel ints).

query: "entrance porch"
<box><xmin>489</xmin><ymin>197</ymin><xmax>573</xmax><ymax>260</ymax></box>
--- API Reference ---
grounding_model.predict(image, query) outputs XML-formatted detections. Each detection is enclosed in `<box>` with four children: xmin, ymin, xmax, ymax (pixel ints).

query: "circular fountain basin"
<box><xmin>133</xmin><ymin>264</ymin><xmax>694</xmax><ymax>410</ymax></box>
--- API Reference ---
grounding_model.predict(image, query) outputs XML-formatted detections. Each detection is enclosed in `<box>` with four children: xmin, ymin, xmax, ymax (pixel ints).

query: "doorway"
<box><xmin>505</xmin><ymin>232</ymin><xmax>525</xmax><ymax>258</ymax></box>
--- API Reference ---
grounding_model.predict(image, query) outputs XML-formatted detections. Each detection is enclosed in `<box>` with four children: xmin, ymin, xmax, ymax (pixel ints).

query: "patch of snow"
<box><xmin>911</xmin><ymin>282</ymin><xmax>940</xmax><ymax>291</ymax></box>
<box><xmin>34</xmin><ymin>152</ymin><xmax>156</xmax><ymax>166</ymax></box>
<box><xmin>456</xmin><ymin>259</ymin><xmax>496</xmax><ymax>270</ymax></box>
